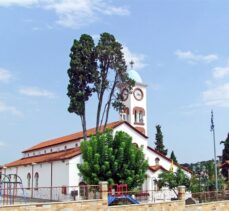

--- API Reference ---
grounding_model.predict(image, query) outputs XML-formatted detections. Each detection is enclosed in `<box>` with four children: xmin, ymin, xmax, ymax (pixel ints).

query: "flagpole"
<box><xmin>211</xmin><ymin>110</ymin><xmax>218</xmax><ymax>191</ymax></box>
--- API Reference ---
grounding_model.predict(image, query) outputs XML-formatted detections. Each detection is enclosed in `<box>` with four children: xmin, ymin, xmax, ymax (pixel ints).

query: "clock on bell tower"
<box><xmin>120</xmin><ymin>61</ymin><xmax>148</xmax><ymax>136</ymax></box>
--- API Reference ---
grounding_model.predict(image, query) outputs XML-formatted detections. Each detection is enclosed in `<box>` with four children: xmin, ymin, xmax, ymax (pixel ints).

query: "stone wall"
<box><xmin>3</xmin><ymin>199</ymin><xmax>229</xmax><ymax>211</ymax></box>
<box><xmin>0</xmin><ymin>200</ymin><xmax>185</xmax><ymax>211</ymax></box>
<box><xmin>0</xmin><ymin>199</ymin><xmax>107</xmax><ymax>211</ymax></box>
<box><xmin>186</xmin><ymin>200</ymin><xmax>229</xmax><ymax>211</ymax></box>
<box><xmin>109</xmin><ymin>201</ymin><xmax>185</xmax><ymax>211</ymax></box>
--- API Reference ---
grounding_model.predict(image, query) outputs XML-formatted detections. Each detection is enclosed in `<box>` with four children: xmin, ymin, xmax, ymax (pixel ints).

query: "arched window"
<box><xmin>152</xmin><ymin>177</ymin><xmax>158</xmax><ymax>191</ymax></box>
<box><xmin>155</xmin><ymin>157</ymin><xmax>160</xmax><ymax>165</ymax></box>
<box><xmin>27</xmin><ymin>173</ymin><xmax>31</xmax><ymax>189</ymax></box>
<box><xmin>79</xmin><ymin>181</ymin><xmax>88</xmax><ymax>199</ymax></box>
<box><xmin>120</xmin><ymin>113</ymin><xmax>127</xmax><ymax>121</ymax></box>
<box><xmin>34</xmin><ymin>172</ymin><xmax>39</xmax><ymax>190</ymax></box>
<box><xmin>133</xmin><ymin>107</ymin><xmax>145</xmax><ymax>124</ymax></box>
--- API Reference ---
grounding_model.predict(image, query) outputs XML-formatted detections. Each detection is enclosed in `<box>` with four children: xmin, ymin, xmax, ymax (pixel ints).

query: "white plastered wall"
<box><xmin>68</xmin><ymin>155</ymin><xmax>82</xmax><ymax>187</ymax></box>
<box><xmin>113</xmin><ymin>123</ymin><xmax>148</xmax><ymax>154</ymax></box>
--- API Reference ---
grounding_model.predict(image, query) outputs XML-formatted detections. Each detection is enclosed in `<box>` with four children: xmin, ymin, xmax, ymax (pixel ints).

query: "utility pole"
<box><xmin>210</xmin><ymin>110</ymin><xmax>218</xmax><ymax>191</ymax></box>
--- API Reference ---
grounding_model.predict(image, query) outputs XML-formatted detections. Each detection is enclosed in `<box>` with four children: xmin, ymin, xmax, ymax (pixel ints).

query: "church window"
<box><xmin>50</xmin><ymin>148</ymin><xmax>52</xmax><ymax>153</ymax></box>
<box><xmin>152</xmin><ymin>178</ymin><xmax>158</xmax><ymax>191</ymax></box>
<box><xmin>133</xmin><ymin>107</ymin><xmax>145</xmax><ymax>124</ymax></box>
<box><xmin>34</xmin><ymin>172</ymin><xmax>39</xmax><ymax>190</ymax></box>
<box><xmin>120</xmin><ymin>113</ymin><xmax>127</xmax><ymax>121</ymax></box>
<box><xmin>27</xmin><ymin>173</ymin><xmax>31</xmax><ymax>189</ymax></box>
<box><xmin>79</xmin><ymin>181</ymin><xmax>87</xmax><ymax>199</ymax></box>
<box><xmin>13</xmin><ymin>175</ymin><xmax>17</xmax><ymax>183</ymax></box>
<box><xmin>155</xmin><ymin>157</ymin><xmax>160</xmax><ymax>165</ymax></box>
<box><xmin>139</xmin><ymin>111</ymin><xmax>144</xmax><ymax>123</ymax></box>
<box><xmin>134</xmin><ymin>110</ymin><xmax>138</xmax><ymax>122</ymax></box>
<box><xmin>65</xmin><ymin>145</ymin><xmax>67</xmax><ymax>150</ymax></box>
<box><xmin>75</xmin><ymin>143</ymin><xmax>78</xmax><ymax>147</ymax></box>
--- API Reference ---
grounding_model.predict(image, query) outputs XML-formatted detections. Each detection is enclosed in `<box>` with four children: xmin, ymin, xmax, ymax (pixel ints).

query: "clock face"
<box><xmin>121</xmin><ymin>88</ymin><xmax>129</xmax><ymax>101</ymax></box>
<box><xmin>134</xmin><ymin>88</ymin><xmax>143</xmax><ymax>101</ymax></box>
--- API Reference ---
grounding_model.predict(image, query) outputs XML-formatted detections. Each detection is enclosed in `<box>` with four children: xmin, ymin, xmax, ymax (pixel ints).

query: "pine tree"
<box><xmin>170</xmin><ymin>150</ymin><xmax>178</xmax><ymax>163</ymax></box>
<box><xmin>221</xmin><ymin>133</ymin><xmax>229</xmax><ymax>179</ymax></box>
<box><xmin>155</xmin><ymin>125</ymin><xmax>167</xmax><ymax>156</ymax></box>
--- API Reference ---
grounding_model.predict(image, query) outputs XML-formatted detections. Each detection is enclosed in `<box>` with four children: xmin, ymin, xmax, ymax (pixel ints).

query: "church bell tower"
<box><xmin>120</xmin><ymin>61</ymin><xmax>148</xmax><ymax>136</ymax></box>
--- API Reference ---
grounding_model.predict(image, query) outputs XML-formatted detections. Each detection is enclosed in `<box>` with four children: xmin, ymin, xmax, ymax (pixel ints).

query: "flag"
<box><xmin>210</xmin><ymin>110</ymin><xmax>214</xmax><ymax>132</ymax></box>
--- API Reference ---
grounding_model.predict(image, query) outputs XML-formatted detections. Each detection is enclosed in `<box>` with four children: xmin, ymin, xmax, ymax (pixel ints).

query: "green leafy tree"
<box><xmin>184</xmin><ymin>160</ymin><xmax>224</xmax><ymax>192</ymax></box>
<box><xmin>67</xmin><ymin>34</ymin><xmax>97</xmax><ymax>140</ymax></box>
<box><xmin>77</xmin><ymin>130</ymin><xmax>148</xmax><ymax>190</ymax></box>
<box><xmin>158</xmin><ymin>168</ymin><xmax>190</xmax><ymax>195</ymax></box>
<box><xmin>155</xmin><ymin>125</ymin><xmax>167</xmax><ymax>156</ymax></box>
<box><xmin>170</xmin><ymin>151</ymin><xmax>178</xmax><ymax>163</ymax></box>
<box><xmin>221</xmin><ymin>133</ymin><xmax>229</xmax><ymax>179</ymax></box>
<box><xmin>95</xmin><ymin>32</ymin><xmax>134</xmax><ymax>132</ymax></box>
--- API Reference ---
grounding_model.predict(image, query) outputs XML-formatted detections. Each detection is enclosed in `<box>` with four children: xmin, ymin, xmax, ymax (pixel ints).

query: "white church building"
<box><xmin>3</xmin><ymin>66</ymin><xmax>191</xmax><ymax>198</ymax></box>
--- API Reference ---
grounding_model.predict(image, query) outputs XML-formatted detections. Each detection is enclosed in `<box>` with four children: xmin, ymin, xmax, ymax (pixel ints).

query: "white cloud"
<box><xmin>0</xmin><ymin>0</ymin><xmax>38</xmax><ymax>7</ymax></box>
<box><xmin>0</xmin><ymin>0</ymin><xmax>129</xmax><ymax>28</ymax></box>
<box><xmin>0</xmin><ymin>68</ymin><xmax>12</xmax><ymax>82</ymax></box>
<box><xmin>19</xmin><ymin>87</ymin><xmax>55</xmax><ymax>98</ymax></box>
<box><xmin>175</xmin><ymin>50</ymin><xmax>218</xmax><ymax>63</ymax></box>
<box><xmin>213</xmin><ymin>66</ymin><xmax>229</xmax><ymax>78</ymax></box>
<box><xmin>46</xmin><ymin>0</ymin><xmax>129</xmax><ymax>28</ymax></box>
<box><xmin>0</xmin><ymin>100</ymin><xmax>22</xmax><ymax>116</ymax></box>
<box><xmin>122</xmin><ymin>46</ymin><xmax>146</xmax><ymax>70</ymax></box>
<box><xmin>203</xmin><ymin>83</ymin><xmax>229</xmax><ymax>107</ymax></box>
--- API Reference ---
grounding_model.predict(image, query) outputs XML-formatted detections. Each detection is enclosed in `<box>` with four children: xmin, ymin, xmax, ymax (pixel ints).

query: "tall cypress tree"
<box><xmin>170</xmin><ymin>150</ymin><xmax>178</xmax><ymax>163</ymax></box>
<box><xmin>221</xmin><ymin>133</ymin><xmax>229</xmax><ymax>179</ymax></box>
<box><xmin>154</xmin><ymin>125</ymin><xmax>167</xmax><ymax>156</ymax></box>
<box><xmin>67</xmin><ymin>34</ymin><xmax>97</xmax><ymax>140</ymax></box>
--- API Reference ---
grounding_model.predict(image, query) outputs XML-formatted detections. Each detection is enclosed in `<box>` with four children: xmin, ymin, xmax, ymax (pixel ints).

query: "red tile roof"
<box><xmin>5</xmin><ymin>148</ymin><xmax>81</xmax><ymax>167</ymax></box>
<box><xmin>147</xmin><ymin>146</ymin><xmax>192</xmax><ymax>174</ymax></box>
<box><xmin>149</xmin><ymin>165</ymin><xmax>168</xmax><ymax>172</ymax></box>
<box><xmin>22</xmin><ymin>121</ymin><xmax>147</xmax><ymax>153</ymax></box>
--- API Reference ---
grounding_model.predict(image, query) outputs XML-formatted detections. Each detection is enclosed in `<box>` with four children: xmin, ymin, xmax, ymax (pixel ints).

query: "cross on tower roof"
<box><xmin>130</xmin><ymin>60</ymin><xmax>134</xmax><ymax>69</ymax></box>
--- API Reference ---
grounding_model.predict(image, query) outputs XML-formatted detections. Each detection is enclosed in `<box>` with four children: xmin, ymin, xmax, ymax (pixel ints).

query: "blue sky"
<box><xmin>0</xmin><ymin>0</ymin><xmax>229</xmax><ymax>164</ymax></box>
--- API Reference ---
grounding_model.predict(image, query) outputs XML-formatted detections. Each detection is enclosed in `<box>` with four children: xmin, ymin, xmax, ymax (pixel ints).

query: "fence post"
<box><xmin>99</xmin><ymin>181</ymin><xmax>108</xmax><ymax>202</ymax></box>
<box><xmin>178</xmin><ymin>186</ymin><xmax>186</xmax><ymax>201</ymax></box>
<box><xmin>99</xmin><ymin>181</ymin><xmax>108</xmax><ymax>211</ymax></box>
